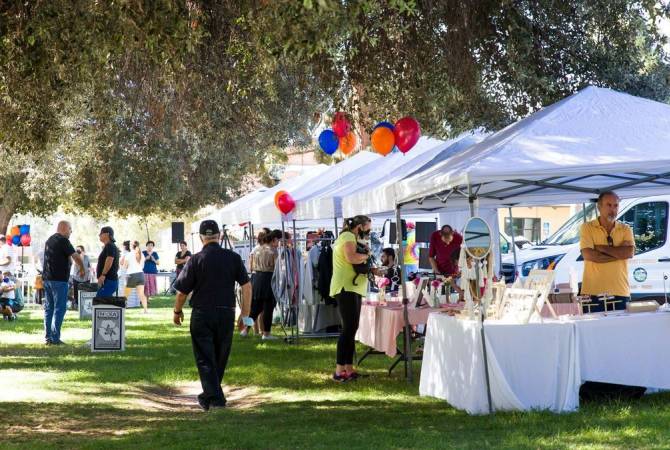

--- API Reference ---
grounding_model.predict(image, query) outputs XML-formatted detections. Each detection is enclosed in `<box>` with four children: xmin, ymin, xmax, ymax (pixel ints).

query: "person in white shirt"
<box><xmin>0</xmin><ymin>271</ymin><xmax>16</xmax><ymax>320</ymax></box>
<box><xmin>125</xmin><ymin>240</ymin><xmax>148</xmax><ymax>313</ymax></box>
<box><xmin>0</xmin><ymin>236</ymin><xmax>15</xmax><ymax>275</ymax></box>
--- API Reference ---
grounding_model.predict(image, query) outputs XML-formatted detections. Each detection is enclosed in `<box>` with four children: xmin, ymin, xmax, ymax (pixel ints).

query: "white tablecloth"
<box><xmin>420</xmin><ymin>311</ymin><xmax>670</xmax><ymax>414</ymax></box>
<box><xmin>576</xmin><ymin>312</ymin><xmax>670</xmax><ymax>389</ymax></box>
<box><xmin>419</xmin><ymin>313</ymin><xmax>579</xmax><ymax>414</ymax></box>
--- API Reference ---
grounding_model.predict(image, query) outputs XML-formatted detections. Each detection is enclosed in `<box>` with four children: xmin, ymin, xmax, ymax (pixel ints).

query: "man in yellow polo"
<box><xmin>580</xmin><ymin>191</ymin><xmax>635</xmax><ymax>312</ymax></box>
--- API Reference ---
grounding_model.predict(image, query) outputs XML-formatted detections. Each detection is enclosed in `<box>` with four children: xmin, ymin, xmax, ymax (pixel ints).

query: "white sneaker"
<box><xmin>261</xmin><ymin>334</ymin><xmax>278</xmax><ymax>341</ymax></box>
<box><xmin>240</xmin><ymin>328</ymin><xmax>249</xmax><ymax>337</ymax></box>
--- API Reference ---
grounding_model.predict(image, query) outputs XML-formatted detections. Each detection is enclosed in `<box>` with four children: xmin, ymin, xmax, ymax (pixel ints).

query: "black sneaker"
<box><xmin>209</xmin><ymin>401</ymin><xmax>226</xmax><ymax>411</ymax></box>
<box><xmin>197</xmin><ymin>398</ymin><xmax>209</xmax><ymax>411</ymax></box>
<box><xmin>45</xmin><ymin>339</ymin><xmax>53</xmax><ymax>346</ymax></box>
<box><xmin>332</xmin><ymin>372</ymin><xmax>349</xmax><ymax>383</ymax></box>
<box><xmin>52</xmin><ymin>340</ymin><xmax>66</xmax><ymax>346</ymax></box>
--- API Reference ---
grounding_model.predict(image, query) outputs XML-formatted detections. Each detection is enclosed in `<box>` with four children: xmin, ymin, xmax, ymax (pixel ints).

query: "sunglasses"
<box><xmin>607</xmin><ymin>235</ymin><xmax>613</xmax><ymax>247</ymax></box>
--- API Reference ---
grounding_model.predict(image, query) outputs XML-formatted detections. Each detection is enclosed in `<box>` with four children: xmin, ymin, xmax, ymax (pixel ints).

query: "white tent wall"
<box><xmin>342</xmin><ymin>132</ymin><xmax>488</xmax><ymax>218</ymax></box>
<box><xmin>253</xmin><ymin>151</ymin><xmax>381</xmax><ymax>225</ymax></box>
<box><xmin>228</xmin><ymin>164</ymin><xmax>329</xmax><ymax>226</ymax></box>
<box><xmin>298</xmin><ymin>137</ymin><xmax>453</xmax><ymax>220</ymax></box>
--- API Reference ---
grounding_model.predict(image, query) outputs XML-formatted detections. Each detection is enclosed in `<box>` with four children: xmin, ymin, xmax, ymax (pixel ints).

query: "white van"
<box><xmin>502</xmin><ymin>196</ymin><xmax>670</xmax><ymax>300</ymax></box>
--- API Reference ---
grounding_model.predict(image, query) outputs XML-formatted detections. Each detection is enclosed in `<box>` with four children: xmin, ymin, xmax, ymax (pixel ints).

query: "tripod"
<box><xmin>220</xmin><ymin>225</ymin><xmax>233</xmax><ymax>249</ymax></box>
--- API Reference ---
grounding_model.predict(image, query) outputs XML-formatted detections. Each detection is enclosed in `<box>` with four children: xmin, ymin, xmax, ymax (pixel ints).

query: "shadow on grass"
<box><xmin>4</xmin><ymin>394</ymin><xmax>670</xmax><ymax>450</ymax></box>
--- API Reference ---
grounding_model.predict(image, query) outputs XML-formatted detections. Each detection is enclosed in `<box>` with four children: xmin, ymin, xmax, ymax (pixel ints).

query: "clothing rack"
<box><xmin>279</xmin><ymin>219</ymin><xmax>340</xmax><ymax>344</ymax></box>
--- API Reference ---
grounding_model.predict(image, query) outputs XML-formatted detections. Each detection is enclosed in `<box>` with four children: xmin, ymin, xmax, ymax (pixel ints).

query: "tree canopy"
<box><xmin>1</xmin><ymin>1</ymin><xmax>669</xmax><ymax>229</ymax></box>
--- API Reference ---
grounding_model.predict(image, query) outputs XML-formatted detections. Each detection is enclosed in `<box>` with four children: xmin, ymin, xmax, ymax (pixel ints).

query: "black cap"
<box><xmin>100</xmin><ymin>226</ymin><xmax>115</xmax><ymax>242</ymax></box>
<box><xmin>199</xmin><ymin>220</ymin><xmax>220</xmax><ymax>236</ymax></box>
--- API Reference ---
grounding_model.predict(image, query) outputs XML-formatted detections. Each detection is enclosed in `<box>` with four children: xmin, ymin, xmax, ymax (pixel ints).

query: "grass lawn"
<box><xmin>2</xmin><ymin>296</ymin><xmax>670</xmax><ymax>449</ymax></box>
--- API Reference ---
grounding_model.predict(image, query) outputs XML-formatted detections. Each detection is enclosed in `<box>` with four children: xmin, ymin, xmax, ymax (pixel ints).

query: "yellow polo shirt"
<box><xmin>579</xmin><ymin>219</ymin><xmax>634</xmax><ymax>297</ymax></box>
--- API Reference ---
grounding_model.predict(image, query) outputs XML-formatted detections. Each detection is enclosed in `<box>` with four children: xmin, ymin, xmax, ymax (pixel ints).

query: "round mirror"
<box><xmin>463</xmin><ymin>217</ymin><xmax>492</xmax><ymax>260</ymax></box>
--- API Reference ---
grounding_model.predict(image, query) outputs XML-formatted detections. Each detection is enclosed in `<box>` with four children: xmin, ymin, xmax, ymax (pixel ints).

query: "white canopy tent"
<box><xmin>225</xmin><ymin>164</ymin><xmax>329</xmax><ymax>226</ymax></box>
<box><xmin>298</xmin><ymin>136</ymin><xmax>455</xmax><ymax>220</ymax></box>
<box><xmin>342</xmin><ymin>132</ymin><xmax>488</xmax><ymax>218</ymax></box>
<box><xmin>393</xmin><ymin>86</ymin><xmax>670</xmax><ymax>211</ymax></box>
<box><xmin>249</xmin><ymin>151</ymin><xmax>381</xmax><ymax>225</ymax></box>
<box><xmin>189</xmin><ymin>185</ymin><xmax>269</xmax><ymax>236</ymax></box>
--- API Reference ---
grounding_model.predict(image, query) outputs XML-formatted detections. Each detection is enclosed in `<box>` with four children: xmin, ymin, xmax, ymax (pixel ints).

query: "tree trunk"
<box><xmin>0</xmin><ymin>205</ymin><xmax>15</xmax><ymax>236</ymax></box>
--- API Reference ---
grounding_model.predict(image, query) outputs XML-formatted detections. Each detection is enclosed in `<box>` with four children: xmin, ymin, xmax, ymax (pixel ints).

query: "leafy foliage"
<box><xmin>1</xmin><ymin>1</ymin><xmax>669</xmax><ymax>226</ymax></box>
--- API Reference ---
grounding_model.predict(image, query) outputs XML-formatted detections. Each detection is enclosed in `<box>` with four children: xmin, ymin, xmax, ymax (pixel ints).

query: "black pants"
<box><xmin>190</xmin><ymin>307</ymin><xmax>235</xmax><ymax>407</ymax></box>
<box><xmin>586</xmin><ymin>295</ymin><xmax>630</xmax><ymax>313</ymax></box>
<box><xmin>336</xmin><ymin>290</ymin><xmax>362</xmax><ymax>365</ymax></box>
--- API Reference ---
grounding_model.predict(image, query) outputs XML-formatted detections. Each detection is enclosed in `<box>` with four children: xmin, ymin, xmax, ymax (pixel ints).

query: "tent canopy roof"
<box><xmin>393</xmin><ymin>86</ymin><xmax>670</xmax><ymax>212</ymax></box>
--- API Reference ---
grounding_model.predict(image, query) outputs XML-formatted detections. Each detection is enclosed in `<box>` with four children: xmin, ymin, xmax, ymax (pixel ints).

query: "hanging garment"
<box><xmin>317</xmin><ymin>245</ymin><xmax>334</xmax><ymax>305</ymax></box>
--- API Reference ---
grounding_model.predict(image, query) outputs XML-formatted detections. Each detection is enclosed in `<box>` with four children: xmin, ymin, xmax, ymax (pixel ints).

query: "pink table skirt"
<box><xmin>541</xmin><ymin>303</ymin><xmax>581</xmax><ymax>317</ymax></box>
<box><xmin>357</xmin><ymin>301</ymin><xmax>463</xmax><ymax>357</ymax></box>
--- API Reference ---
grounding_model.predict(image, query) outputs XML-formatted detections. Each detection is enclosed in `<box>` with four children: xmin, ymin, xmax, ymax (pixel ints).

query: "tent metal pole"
<box><xmin>582</xmin><ymin>203</ymin><xmax>588</xmax><ymax>223</ymax></box>
<box><xmin>292</xmin><ymin>219</ymin><xmax>299</xmax><ymax>346</ymax></box>
<box><xmin>395</xmin><ymin>203</ymin><xmax>413</xmax><ymax>383</ymax></box>
<box><xmin>334</xmin><ymin>217</ymin><xmax>339</xmax><ymax>237</ymax></box>
<box><xmin>469</xmin><ymin>184</ymin><xmax>493</xmax><ymax>415</ymax></box>
<box><xmin>508</xmin><ymin>207</ymin><xmax>518</xmax><ymax>281</ymax></box>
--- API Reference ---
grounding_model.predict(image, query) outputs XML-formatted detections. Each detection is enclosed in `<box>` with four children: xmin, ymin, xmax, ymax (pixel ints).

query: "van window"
<box><xmin>619</xmin><ymin>201</ymin><xmax>668</xmax><ymax>254</ymax></box>
<box><xmin>543</xmin><ymin>203</ymin><xmax>597</xmax><ymax>246</ymax></box>
<box><xmin>500</xmin><ymin>233</ymin><xmax>510</xmax><ymax>254</ymax></box>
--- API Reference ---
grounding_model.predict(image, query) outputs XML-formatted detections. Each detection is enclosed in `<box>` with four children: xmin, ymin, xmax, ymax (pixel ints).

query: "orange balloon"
<box><xmin>10</xmin><ymin>226</ymin><xmax>19</xmax><ymax>237</ymax></box>
<box><xmin>338</xmin><ymin>131</ymin><xmax>357</xmax><ymax>155</ymax></box>
<box><xmin>371</xmin><ymin>127</ymin><xmax>395</xmax><ymax>156</ymax></box>
<box><xmin>274</xmin><ymin>190</ymin><xmax>287</xmax><ymax>208</ymax></box>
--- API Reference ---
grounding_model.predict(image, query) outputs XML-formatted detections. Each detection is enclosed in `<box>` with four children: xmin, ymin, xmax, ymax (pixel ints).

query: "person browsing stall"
<box><xmin>379</xmin><ymin>247</ymin><xmax>401</xmax><ymax>292</ymax></box>
<box><xmin>96</xmin><ymin>227</ymin><xmax>120</xmax><ymax>297</ymax></box>
<box><xmin>173</xmin><ymin>220</ymin><xmax>252</xmax><ymax>411</ymax></box>
<box><xmin>330</xmin><ymin>215</ymin><xmax>372</xmax><ymax>382</ymax></box>
<box><xmin>580</xmin><ymin>191</ymin><xmax>635</xmax><ymax>311</ymax></box>
<box><xmin>429</xmin><ymin>225</ymin><xmax>463</xmax><ymax>276</ymax></box>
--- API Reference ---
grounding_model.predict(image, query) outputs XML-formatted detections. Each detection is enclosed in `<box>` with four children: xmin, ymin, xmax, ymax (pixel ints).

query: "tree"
<box><xmin>1</xmin><ymin>1</ymin><xmax>670</xmax><ymax>232</ymax></box>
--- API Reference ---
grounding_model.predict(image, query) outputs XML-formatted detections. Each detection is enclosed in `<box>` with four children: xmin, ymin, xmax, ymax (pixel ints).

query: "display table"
<box><xmin>357</xmin><ymin>301</ymin><xmax>462</xmax><ymax>357</ymax></box>
<box><xmin>419</xmin><ymin>311</ymin><xmax>670</xmax><ymax>414</ymax></box>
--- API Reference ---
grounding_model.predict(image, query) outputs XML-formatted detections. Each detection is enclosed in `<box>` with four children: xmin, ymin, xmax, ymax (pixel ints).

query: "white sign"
<box><xmin>92</xmin><ymin>306</ymin><xmax>125</xmax><ymax>351</ymax></box>
<box><xmin>79</xmin><ymin>291</ymin><xmax>96</xmax><ymax>320</ymax></box>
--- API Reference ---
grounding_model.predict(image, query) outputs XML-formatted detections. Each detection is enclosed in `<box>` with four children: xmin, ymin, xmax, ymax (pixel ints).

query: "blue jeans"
<box><xmin>44</xmin><ymin>280</ymin><xmax>69</xmax><ymax>343</ymax></box>
<box><xmin>97</xmin><ymin>279</ymin><xmax>119</xmax><ymax>297</ymax></box>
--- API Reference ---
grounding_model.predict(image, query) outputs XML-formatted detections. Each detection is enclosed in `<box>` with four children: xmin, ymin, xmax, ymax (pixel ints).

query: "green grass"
<box><xmin>2</xmin><ymin>297</ymin><xmax>670</xmax><ymax>449</ymax></box>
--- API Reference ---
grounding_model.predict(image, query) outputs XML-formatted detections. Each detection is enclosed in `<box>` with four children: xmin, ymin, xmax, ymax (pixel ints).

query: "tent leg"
<box><xmin>334</xmin><ymin>217</ymin><xmax>339</xmax><ymax>238</ymax></box>
<box><xmin>395</xmin><ymin>204</ymin><xmax>413</xmax><ymax>383</ymax></box>
<box><xmin>508</xmin><ymin>207</ymin><xmax>518</xmax><ymax>281</ymax></box>
<box><xmin>281</xmin><ymin>220</ymin><xmax>292</xmax><ymax>343</ymax></box>
<box><xmin>469</xmin><ymin>185</ymin><xmax>493</xmax><ymax>415</ymax></box>
<box><xmin>582</xmin><ymin>203</ymin><xmax>588</xmax><ymax>223</ymax></box>
<box><xmin>293</xmin><ymin>219</ymin><xmax>299</xmax><ymax>346</ymax></box>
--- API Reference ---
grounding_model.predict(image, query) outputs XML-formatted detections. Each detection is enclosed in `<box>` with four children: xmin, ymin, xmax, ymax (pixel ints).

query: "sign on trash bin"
<box><xmin>92</xmin><ymin>305</ymin><xmax>125</xmax><ymax>352</ymax></box>
<box><xmin>79</xmin><ymin>291</ymin><xmax>96</xmax><ymax>320</ymax></box>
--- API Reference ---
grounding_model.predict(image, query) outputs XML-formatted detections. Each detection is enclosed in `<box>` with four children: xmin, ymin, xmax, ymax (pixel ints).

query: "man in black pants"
<box><xmin>173</xmin><ymin>220</ymin><xmax>252</xmax><ymax>411</ymax></box>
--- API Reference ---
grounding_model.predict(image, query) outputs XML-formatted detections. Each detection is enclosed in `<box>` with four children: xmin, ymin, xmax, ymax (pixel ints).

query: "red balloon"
<box><xmin>20</xmin><ymin>234</ymin><xmax>31</xmax><ymax>246</ymax></box>
<box><xmin>276</xmin><ymin>192</ymin><xmax>296</xmax><ymax>215</ymax></box>
<box><xmin>393</xmin><ymin>117</ymin><xmax>421</xmax><ymax>153</ymax></box>
<box><xmin>5</xmin><ymin>234</ymin><xmax>11</xmax><ymax>245</ymax></box>
<box><xmin>332</xmin><ymin>112</ymin><xmax>350</xmax><ymax>138</ymax></box>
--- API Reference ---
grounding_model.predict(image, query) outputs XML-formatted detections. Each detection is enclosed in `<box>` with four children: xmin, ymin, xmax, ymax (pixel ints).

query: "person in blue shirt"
<box><xmin>142</xmin><ymin>241</ymin><xmax>160</xmax><ymax>297</ymax></box>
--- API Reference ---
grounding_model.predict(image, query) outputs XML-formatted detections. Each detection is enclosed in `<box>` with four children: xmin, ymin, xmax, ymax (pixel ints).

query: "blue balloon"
<box><xmin>318</xmin><ymin>129</ymin><xmax>339</xmax><ymax>155</ymax></box>
<box><xmin>12</xmin><ymin>235</ymin><xmax>20</xmax><ymax>245</ymax></box>
<box><xmin>19</xmin><ymin>224</ymin><xmax>29</xmax><ymax>235</ymax></box>
<box><xmin>373</xmin><ymin>121</ymin><xmax>395</xmax><ymax>131</ymax></box>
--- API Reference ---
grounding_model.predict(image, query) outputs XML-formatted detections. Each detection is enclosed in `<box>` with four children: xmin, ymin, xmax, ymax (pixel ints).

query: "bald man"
<box><xmin>42</xmin><ymin>221</ymin><xmax>85</xmax><ymax>345</ymax></box>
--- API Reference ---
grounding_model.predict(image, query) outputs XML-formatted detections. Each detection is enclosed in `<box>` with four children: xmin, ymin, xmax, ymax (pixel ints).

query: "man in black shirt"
<box><xmin>96</xmin><ymin>226</ymin><xmax>120</xmax><ymax>297</ymax></box>
<box><xmin>173</xmin><ymin>220</ymin><xmax>252</xmax><ymax>411</ymax></box>
<box><xmin>42</xmin><ymin>220</ymin><xmax>86</xmax><ymax>345</ymax></box>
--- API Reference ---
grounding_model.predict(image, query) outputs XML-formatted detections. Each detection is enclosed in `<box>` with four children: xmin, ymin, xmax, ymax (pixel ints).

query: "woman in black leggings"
<box><xmin>330</xmin><ymin>215</ymin><xmax>372</xmax><ymax>381</ymax></box>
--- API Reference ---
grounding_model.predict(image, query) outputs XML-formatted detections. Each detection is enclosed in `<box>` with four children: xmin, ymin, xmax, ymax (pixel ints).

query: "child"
<box><xmin>1</xmin><ymin>271</ymin><xmax>16</xmax><ymax>321</ymax></box>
